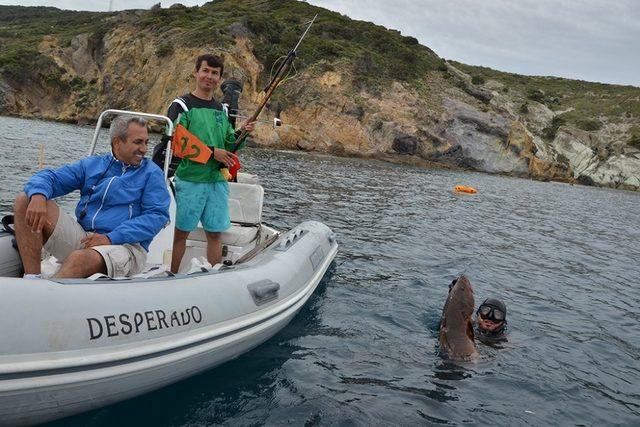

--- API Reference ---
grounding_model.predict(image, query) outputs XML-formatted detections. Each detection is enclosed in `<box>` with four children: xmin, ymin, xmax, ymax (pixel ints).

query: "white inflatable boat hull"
<box><xmin>0</xmin><ymin>220</ymin><xmax>337</xmax><ymax>425</ymax></box>
<box><xmin>0</xmin><ymin>231</ymin><xmax>21</xmax><ymax>277</ymax></box>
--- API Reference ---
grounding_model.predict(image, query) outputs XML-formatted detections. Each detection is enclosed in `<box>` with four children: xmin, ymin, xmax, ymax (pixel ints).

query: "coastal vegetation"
<box><xmin>0</xmin><ymin>0</ymin><xmax>441</xmax><ymax>91</ymax></box>
<box><xmin>140</xmin><ymin>0</ymin><xmax>444</xmax><ymax>89</ymax></box>
<box><xmin>1</xmin><ymin>1</ymin><xmax>637</xmax><ymax>114</ymax></box>
<box><xmin>452</xmin><ymin>61</ymin><xmax>640</xmax><ymax>129</ymax></box>
<box><xmin>0</xmin><ymin>7</ymin><xmax>106</xmax><ymax>81</ymax></box>
<box><xmin>0</xmin><ymin>1</ymin><xmax>638</xmax><ymax>190</ymax></box>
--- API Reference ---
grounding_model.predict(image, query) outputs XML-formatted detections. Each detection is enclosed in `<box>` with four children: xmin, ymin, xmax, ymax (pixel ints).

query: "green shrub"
<box><xmin>471</xmin><ymin>75</ymin><xmax>485</xmax><ymax>85</ymax></box>
<box><xmin>546</xmin><ymin>95</ymin><xmax>560</xmax><ymax>106</ymax></box>
<box><xmin>0</xmin><ymin>46</ymin><xmax>56</xmax><ymax>81</ymax></box>
<box><xmin>519</xmin><ymin>102</ymin><xmax>529</xmax><ymax>114</ymax></box>
<box><xmin>44</xmin><ymin>70</ymin><xmax>64</xmax><ymax>86</ymax></box>
<box><xmin>89</xmin><ymin>25</ymin><xmax>107</xmax><ymax>43</ymax></box>
<box><xmin>313</xmin><ymin>39</ymin><xmax>343</xmax><ymax>59</ymax></box>
<box><xmin>317</xmin><ymin>21</ymin><xmax>355</xmax><ymax>40</ymax></box>
<box><xmin>353</xmin><ymin>54</ymin><xmax>382</xmax><ymax>84</ymax></box>
<box><xmin>155</xmin><ymin>43</ymin><xmax>173</xmax><ymax>58</ymax></box>
<box><xmin>527</xmin><ymin>88</ymin><xmax>545</xmax><ymax>103</ymax></box>
<box><xmin>43</xmin><ymin>67</ymin><xmax>77</xmax><ymax>90</ymax></box>
<box><xmin>69</xmin><ymin>76</ymin><xmax>85</xmax><ymax>89</ymax></box>
<box><xmin>454</xmin><ymin>79</ymin><xmax>466</xmax><ymax>90</ymax></box>
<box><xmin>542</xmin><ymin>126</ymin><xmax>558</xmax><ymax>140</ymax></box>
<box><xmin>403</xmin><ymin>36</ymin><xmax>419</xmax><ymax>45</ymax></box>
<box><xmin>551</xmin><ymin>115</ymin><xmax>566</xmax><ymax>128</ymax></box>
<box><xmin>629</xmin><ymin>132</ymin><xmax>640</xmax><ymax>149</ymax></box>
<box><xmin>542</xmin><ymin>115</ymin><xmax>566</xmax><ymax>140</ymax></box>
<box><xmin>246</xmin><ymin>13</ymin><xmax>284</xmax><ymax>43</ymax></box>
<box><xmin>577</xmin><ymin>119</ymin><xmax>602</xmax><ymax>131</ymax></box>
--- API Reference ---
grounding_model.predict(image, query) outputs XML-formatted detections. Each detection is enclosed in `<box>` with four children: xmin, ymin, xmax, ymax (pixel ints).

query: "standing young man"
<box><xmin>164</xmin><ymin>54</ymin><xmax>254</xmax><ymax>273</ymax></box>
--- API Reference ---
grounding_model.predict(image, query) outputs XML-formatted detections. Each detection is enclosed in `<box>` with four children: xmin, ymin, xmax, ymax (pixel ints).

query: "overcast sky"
<box><xmin>1</xmin><ymin>0</ymin><xmax>638</xmax><ymax>87</ymax></box>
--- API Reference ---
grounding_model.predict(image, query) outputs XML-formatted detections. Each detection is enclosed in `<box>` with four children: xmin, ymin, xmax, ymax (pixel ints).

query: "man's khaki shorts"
<box><xmin>43</xmin><ymin>209</ymin><xmax>147</xmax><ymax>277</ymax></box>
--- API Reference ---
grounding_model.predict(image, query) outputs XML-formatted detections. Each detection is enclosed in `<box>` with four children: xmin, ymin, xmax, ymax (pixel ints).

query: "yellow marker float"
<box><xmin>454</xmin><ymin>185</ymin><xmax>477</xmax><ymax>194</ymax></box>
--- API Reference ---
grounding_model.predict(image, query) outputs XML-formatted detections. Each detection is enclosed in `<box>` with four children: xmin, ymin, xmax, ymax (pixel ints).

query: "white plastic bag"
<box><xmin>185</xmin><ymin>256</ymin><xmax>212</xmax><ymax>274</ymax></box>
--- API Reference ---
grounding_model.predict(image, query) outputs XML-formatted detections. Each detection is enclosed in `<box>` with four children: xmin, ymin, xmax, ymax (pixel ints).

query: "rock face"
<box><xmin>0</xmin><ymin>78</ymin><xmax>12</xmax><ymax>112</ymax></box>
<box><xmin>392</xmin><ymin>135</ymin><xmax>419</xmax><ymax>155</ymax></box>
<box><xmin>1</xmin><ymin>13</ymin><xmax>638</xmax><ymax>191</ymax></box>
<box><xmin>553</xmin><ymin>128</ymin><xmax>640</xmax><ymax>190</ymax></box>
<box><xmin>437</xmin><ymin>98</ymin><xmax>528</xmax><ymax>174</ymax></box>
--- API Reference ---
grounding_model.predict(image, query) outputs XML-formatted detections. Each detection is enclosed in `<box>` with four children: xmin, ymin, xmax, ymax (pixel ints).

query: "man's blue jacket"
<box><xmin>24</xmin><ymin>154</ymin><xmax>170</xmax><ymax>251</ymax></box>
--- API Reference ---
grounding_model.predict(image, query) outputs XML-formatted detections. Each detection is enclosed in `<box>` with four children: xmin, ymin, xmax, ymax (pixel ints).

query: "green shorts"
<box><xmin>174</xmin><ymin>177</ymin><xmax>231</xmax><ymax>232</ymax></box>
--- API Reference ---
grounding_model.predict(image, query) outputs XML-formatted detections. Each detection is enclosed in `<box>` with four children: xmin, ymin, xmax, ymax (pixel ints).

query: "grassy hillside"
<box><xmin>0</xmin><ymin>6</ymin><xmax>108</xmax><ymax>82</ymax></box>
<box><xmin>1</xmin><ymin>1</ymin><xmax>639</xmax><ymax>147</ymax></box>
<box><xmin>452</xmin><ymin>61</ymin><xmax>640</xmax><ymax>143</ymax></box>
<box><xmin>0</xmin><ymin>0</ymin><xmax>441</xmax><ymax>91</ymax></box>
<box><xmin>140</xmin><ymin>1</ymin><xmax>443</xmax><ymax>86</ymax></box>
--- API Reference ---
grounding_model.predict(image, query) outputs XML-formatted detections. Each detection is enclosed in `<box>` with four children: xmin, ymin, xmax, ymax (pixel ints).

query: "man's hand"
<box><xmin>241</xmin><ymin>121</ymin><xmax>256</xmax><ymax>133</ymax></box>
<box><xmin>213</xmin><ymin>148</ymin><xmax>237</xmax><ymax>169</ymax></box>
<box><xmin>25</xmin><ymin>194</ymin><xmax>50</xmax><ymax>233</ymax></box>
<box><xmin>81</xmin><ymin>233</ymin><xmax>111</xmax><ymax>248</ymax></box>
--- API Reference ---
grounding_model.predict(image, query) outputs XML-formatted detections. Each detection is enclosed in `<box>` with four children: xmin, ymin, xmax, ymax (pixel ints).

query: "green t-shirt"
<box><xmin>171</xmin><ymin>93</ymin><xmax>244</xmax><ymax>183</ymax></box>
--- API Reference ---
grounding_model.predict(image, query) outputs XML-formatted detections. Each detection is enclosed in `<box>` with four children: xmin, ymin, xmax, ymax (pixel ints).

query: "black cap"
<box><xmin>478</xmin><ymin>298</ymin><xmax>507</xmax><ymax>318</ymax></box>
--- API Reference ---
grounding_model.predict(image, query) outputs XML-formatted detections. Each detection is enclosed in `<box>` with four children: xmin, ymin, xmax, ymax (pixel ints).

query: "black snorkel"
<box><xmin>221</xmin><ymin>78</ymin><xmax>243</xmax><ymax>128</ymax></box>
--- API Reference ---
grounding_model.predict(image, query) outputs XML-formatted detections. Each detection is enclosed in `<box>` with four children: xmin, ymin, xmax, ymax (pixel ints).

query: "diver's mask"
<box><xmin>477</xmin><ymin>298</ymin><xmax>507</xmax><ymax>323</ymax></box>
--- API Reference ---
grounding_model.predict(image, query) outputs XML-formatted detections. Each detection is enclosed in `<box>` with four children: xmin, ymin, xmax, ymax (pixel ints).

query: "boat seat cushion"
<box><xmin>228</xmin><ymin>182</ymin><xmax>263</xmax><ymax>225</ymax></box>
<box><xmin>190</xmin><ymin>224</ymin><xmax>259</xmax><ymax>246</ymax></box>
<box><xmin>222</xmin><ymin>224</ymin><xmax>259</xmax><ymax>246</ymax></box>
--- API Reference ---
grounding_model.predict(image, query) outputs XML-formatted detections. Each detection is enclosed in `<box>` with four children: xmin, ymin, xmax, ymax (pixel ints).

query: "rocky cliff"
<box><xmin>1</xmin><ymin>2</ymin><xmax>639</xmax><ymax>190</ymax></box>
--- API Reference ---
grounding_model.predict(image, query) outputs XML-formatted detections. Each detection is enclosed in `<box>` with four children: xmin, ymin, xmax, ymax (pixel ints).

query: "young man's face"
<box><xmin>113</xmin><ymin>123</ymin><xmax>149</xmax><ymax>166</ymax></box>
<box><xmin>193</xmin><ymin>61</ymin><xmax>222</xmax><ymax>93</ymax></box>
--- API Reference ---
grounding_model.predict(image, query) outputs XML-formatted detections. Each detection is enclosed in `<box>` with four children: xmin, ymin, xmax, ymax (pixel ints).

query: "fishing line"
<box><xmin>269</xmin><ymin>55</ymin><xmax>297</xmax><ymax>86</ymax></box>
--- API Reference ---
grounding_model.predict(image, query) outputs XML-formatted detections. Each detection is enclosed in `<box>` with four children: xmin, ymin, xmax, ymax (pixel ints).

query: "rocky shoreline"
<box><xmin>1</xmin><ymin>5</ymin><xmax>638</xmax><ymax>192</ymax></box>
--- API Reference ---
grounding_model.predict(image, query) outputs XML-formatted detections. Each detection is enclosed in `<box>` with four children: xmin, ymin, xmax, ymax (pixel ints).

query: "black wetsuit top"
<box><xmin>475</xmin><ymin>324</ymin><xmax>508</xmax><ymax>345</ymax></box>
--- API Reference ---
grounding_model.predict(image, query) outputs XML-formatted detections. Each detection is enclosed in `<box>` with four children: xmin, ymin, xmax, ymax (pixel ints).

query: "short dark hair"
<box><xmin>195</xmin><ymin>54</ymin><xmax>224</xmax><ymax>75</ymax></box>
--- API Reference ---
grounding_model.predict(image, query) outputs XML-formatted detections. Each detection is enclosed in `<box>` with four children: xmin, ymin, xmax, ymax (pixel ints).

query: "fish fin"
<box><xmin>467</xmin><ymin>318</ymin><xmax>475</xmax><ymax>343</ymax></box>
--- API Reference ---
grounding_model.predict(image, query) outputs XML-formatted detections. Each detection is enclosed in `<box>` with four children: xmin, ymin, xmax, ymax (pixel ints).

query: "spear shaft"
<box><xmin>229</xmin><ymin>14</ymin><xmax>317</xmax><ymax>153</ymax></box>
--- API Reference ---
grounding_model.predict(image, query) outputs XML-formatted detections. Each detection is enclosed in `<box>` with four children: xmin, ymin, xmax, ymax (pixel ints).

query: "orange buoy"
<box><xmin>454</xmin><ymin>185</ymin><xmax>477</xmax><ymax>194</ymax></box>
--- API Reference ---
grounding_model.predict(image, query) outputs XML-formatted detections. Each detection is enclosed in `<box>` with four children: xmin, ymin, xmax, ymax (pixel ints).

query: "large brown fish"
<box><xmin>438</xmin><ymin>275</ymin><xmax>477</xmax><ymax>360</ymax></box>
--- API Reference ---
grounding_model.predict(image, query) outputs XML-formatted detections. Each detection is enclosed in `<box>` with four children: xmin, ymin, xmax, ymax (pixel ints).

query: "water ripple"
<box><xmin>2</xmin><ymin>116</ymin><xmax>640</xmax><ymax>426</ymax></box>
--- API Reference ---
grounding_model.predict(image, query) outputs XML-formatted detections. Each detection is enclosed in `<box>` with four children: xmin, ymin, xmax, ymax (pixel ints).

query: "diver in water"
<box><xmin>448</xmin><ymin>278</ymin><xmax>508</xmax><ymax>344</ymax></box>
<box><xmin>475</xmin><ymin>298</ymin><xmax>508</xmax><ymax>344</ymax></box>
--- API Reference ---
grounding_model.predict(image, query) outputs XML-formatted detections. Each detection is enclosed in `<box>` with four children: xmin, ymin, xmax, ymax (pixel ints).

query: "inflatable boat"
<box><xmin>0</xmin><ymin>110</ymin><xmax>338</xmax><ymax>425</ymax></box>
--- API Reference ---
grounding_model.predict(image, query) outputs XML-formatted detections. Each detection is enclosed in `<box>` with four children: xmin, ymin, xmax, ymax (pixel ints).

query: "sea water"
<box><xmin>1</xmin><ymin>116</ymin><xmax>639</xmax><ymax>425</ymax></box>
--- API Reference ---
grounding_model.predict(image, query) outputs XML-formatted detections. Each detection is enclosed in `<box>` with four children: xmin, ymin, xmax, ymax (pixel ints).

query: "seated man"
<box><xmin>13</xmin><ymin>116</ymin><xmax>170</xmax><ymax>279</ymax></box>
<box><xmin>475</xmin><ymin>298</ymin><xmax>508</xmax><ymax>343</ymax></box>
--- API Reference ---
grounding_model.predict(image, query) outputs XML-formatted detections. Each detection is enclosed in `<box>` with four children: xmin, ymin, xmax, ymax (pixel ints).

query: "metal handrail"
<box><xmin>88</xmin><ymin>109</ymin><xmax>174</xmax><ymax>179</ymax></box>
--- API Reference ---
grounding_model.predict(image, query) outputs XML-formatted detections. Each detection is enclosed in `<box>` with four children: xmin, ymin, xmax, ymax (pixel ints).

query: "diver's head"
<box><xmin>476</xmin><ymin>298</ymin><xmax>507</xmax><ymax>333</ymax></box>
